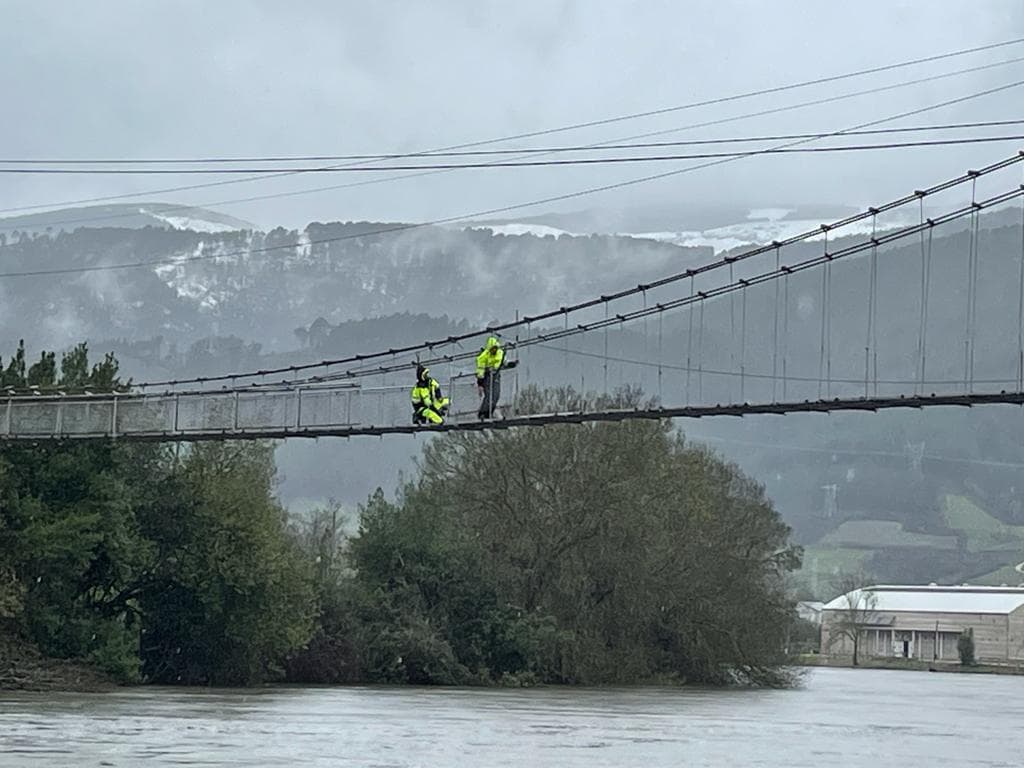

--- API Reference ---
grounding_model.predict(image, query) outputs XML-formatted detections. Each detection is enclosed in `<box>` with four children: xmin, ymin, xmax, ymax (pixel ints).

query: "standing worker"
<box><xmin>476</xmin><ymin>335</ymin><xmax>516</xmax><ymax>421</ymax></box>
<box><xmin>411</xmin><ymin>364</ymin><xmax>449</xmax><ymax>425</ymax></box>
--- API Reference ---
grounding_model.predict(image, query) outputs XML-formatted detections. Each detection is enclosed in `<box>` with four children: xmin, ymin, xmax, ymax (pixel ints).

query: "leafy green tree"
<box><xmin>0</xmin><ymin>565</ymin><xmax>24</xmax><ymax>622</ymax></box>
<box><xmin>1</xmin><ymin>343</ymin><xmax>314</xmax><ymax>686</ymax></box>
<box><xmin>337</xmin><ymin>387</ymin><xmax>801</xmax><ymax>686</ymax></box>
<box><xmin>788</xmin><ymin>617</ymin><xmax>821</xmax><ymax>654</ymax></box>
<box><xmin>283</xmin><ymin>500</ymin><xmax>365</xmax><ymax>683</ymax></box>
<box><xmin>825</xmin><ymin>572</ymin><xmax>878</xmax><ymax>667</ymax></box>
<box><xmin>338</xmin><ymin>488</ymin><xmax>560</xmax><ymax>685</ymax></box>
<box><xmin>957</xmin><ymin>628</ymin><xmax>976</xmax><ymax>666</ymax></box>
<box><xmin>0</xmin><ymin>343</ymin><xmax>150</xmax><ymax>679</ymax></box>
<box><xmin>136</xmin><ymin>442</ymin><xmax>315</xmax><ymax>685</ymax></box>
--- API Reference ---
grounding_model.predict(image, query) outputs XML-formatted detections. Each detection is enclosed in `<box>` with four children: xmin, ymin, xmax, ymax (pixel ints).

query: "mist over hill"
<box><xmin>0</xmin><ymin>216</ymin><xmax>709</xmax><ymax>353</ymax></box>
<box><xmin>3</xmin><ymin>202</ymin><xmax>1024</xmax><ymax>595</ymax></box>
<box><xmin>469</xmin><ymin>200</ymin><xmax>861</xmax><ymax>236</ymax></box>
<box><xmin>0</xmin><ymin>203</ymin><xmax>256</xmax><ymax>237</ymax></box>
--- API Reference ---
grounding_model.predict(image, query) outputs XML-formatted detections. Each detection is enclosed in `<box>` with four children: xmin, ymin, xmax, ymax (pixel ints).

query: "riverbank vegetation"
<box><xmin>1</xmin><ymin>345</ymin><xmax>803</xmax><ymax>688</ymax></box>
<box><xmin>289</xmin><ymin>389</ymin><xmax>803</xmax><ymax>686</ymax></box>
<box><xmin>0</xmin><ymin>343</ymin><xmax>315</xmax><ymax>687</ymax></box>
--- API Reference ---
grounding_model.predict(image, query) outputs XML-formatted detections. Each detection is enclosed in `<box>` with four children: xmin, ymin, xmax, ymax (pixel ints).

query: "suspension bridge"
<box><xmin>3</xmin><ymin>151</ymin><xmax>1024</xmax><ymax>443</ymax></box>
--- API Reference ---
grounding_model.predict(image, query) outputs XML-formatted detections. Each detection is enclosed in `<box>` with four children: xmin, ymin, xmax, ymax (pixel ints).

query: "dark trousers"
<box><xmin>478</xmin><ymin>371</ymin><xmax>501</xmax><ymax>419</ymax></box>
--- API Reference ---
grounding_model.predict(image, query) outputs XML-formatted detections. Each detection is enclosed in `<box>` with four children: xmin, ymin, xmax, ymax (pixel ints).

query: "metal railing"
<box><xmin>0</xmin><ymin>376</ymin><xmax>499</xmax><ymax>441</ymax></box>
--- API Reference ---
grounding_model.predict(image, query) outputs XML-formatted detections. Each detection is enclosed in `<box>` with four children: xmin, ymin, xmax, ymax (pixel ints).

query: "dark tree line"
<box><xmin>0</xmin><ymin>343</ymin><xmax>314</xmax><ymax>685</ymax></box>
<box><xmin>1</xmin><ymin>345</ymin><xmax>802</xmax><ymax>687</ymax></box>
<box><xmin>288</xmin><ymin>388</ymin><xmax>803</xmax><ymax>687</ymax></box>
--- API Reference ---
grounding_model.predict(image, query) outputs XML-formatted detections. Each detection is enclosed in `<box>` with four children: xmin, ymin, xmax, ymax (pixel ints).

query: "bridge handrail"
<box><xmin>129</xmin><ymin>152</ymin><xmax>1024</xmax><ymax>392</ymax></box>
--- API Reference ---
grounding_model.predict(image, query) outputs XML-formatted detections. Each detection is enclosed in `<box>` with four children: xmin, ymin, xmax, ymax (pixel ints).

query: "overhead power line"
<box><xmin>4</xmin><ymin>79</ymin><xmax>1019</xmax><ymax>286</ymax></box>
<box><xmin>4</xmin><ymin>119</ymin><xmax>1024</xmax><ymax>165</ymax></box>
<box><xmin>2</xmin><ymin>76</ymin><xmax>1022</xmax><ymax>286</ymax></box>
<box><xmin>3</xmin><ymin>135</ymin><xmax>1022</xmax><ymax>174</ymax></box>
<box><xmin>1</xmin><ymin>39</ymin><xmax>1023</xmax><ymax>217</ymax></box>
<box><xmin>2</xmin><ymin>60</ymin><xmax>1024</xmax><ymax>239</ymax></box>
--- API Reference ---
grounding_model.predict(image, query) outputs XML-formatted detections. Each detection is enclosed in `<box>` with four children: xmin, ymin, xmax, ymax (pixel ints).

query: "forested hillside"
<box><xmin>0</xmin><ymin>222</ymin><xmax>708</xmax><ymax>354</ymax></box>
<box><xmin>2</xmin><ymin>208</ymin><xmax>1023</xmax><ymax>600</ymax></box>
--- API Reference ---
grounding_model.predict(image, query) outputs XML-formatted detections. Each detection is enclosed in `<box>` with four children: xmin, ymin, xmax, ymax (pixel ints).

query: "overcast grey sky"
<box><xmin>1</xmin><ymin>1</ymin><xmax>1023</xmax><ymax>229</ymax></box>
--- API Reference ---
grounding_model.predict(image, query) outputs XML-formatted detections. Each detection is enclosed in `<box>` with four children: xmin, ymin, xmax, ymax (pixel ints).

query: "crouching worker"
<box><xmin>411</xmin><ymin>364</ymin><xmax>449</xmax><ymax>425</ymax></box>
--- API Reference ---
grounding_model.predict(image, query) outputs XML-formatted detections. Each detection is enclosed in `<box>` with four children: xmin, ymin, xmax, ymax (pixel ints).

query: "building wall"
<box><xmin>821</xmin><ymin>610</ymin><xmax>1015</xmax><ymax>662</ymax></box>
<box><xmin>1009</xmin><ymin>606</ymin><xmax>1024</xmax><ymax>661</ymax></box>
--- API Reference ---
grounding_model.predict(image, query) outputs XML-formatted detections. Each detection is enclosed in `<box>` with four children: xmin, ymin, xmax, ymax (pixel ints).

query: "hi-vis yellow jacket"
<box><xmin>475</xmin><ymin>336</ymin><xmax>505</xmax><ymax>380</ymax></box>
<box><xmin>411</xmin><ymin>376</ymin><xmax>447</xmax><ymax>412</ymax></box>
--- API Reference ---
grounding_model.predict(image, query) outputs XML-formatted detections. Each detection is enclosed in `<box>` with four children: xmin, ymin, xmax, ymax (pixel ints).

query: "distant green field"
<box><xmin>942</xmin><ymin>495</ymin><xmax>1024</xmax><ymax>553</ymax></box>
<box><xmin>821</xmin><ymin>520</ymin><xmax>956</xmax><ymax>550</ymax></box>
<box><xmin>797</xmin><ymin>495</ymin><xmax>1024</xmax><ymax>598</ymax></box>
<box><xmin>803</xmin><ymin>546</ymin><xmax>869</xmax><ymax>572</ymax></box>
<box><xmin>971</xmin><ymin>563</ymin><xmax>1024</xmax><ymax>587</ymax></box>
<box><xmin>798</xmin><ymin>546</ymin><xmax>871</xmax><ymax>597</ymax></box>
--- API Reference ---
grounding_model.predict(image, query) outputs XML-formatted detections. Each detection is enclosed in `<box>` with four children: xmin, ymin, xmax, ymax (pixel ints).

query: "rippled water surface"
<box><xmin>1</xmin><ymin>668</ymin><xmax>1022</xmax><ymax>767</ymax></box>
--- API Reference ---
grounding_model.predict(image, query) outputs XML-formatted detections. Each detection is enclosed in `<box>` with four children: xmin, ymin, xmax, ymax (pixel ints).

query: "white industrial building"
<box><xmin>820</xmin><ymin>585</ymin><xmax>1024</xmax><ymax>663</ymax></box>
<box><xmin>797</xmin><ymin>601</ymin><xmax>824</xmax><ymax>624</ymax></box>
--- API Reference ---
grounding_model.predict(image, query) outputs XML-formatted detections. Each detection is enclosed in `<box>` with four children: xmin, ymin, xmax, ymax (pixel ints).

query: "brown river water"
<box><xmin>0</xmin><ymin>667</ymin><xmax>1021</xmax><ymax>767</ymax></box>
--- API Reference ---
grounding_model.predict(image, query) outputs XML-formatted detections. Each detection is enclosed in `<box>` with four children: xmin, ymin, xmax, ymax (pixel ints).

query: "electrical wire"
<box><xmin>0</xmin><ymin>77</ymin><xmax>1020</xmax><ymax>393</ymax></box>
<box><xmin>3</xmin><ymin>135</ymin><xmax>1022</xmax><ymax>174</ymax></box>
<box><xmin>2</xmin><ymin>43</ymin><xmax>1023</xmax><ymax>220</ymax></box>
<box><xmin>3</xmin><ymin>72</ymin><xmax>1022</xmax><ymax>285</ymax></box>
<box><xmin>4</xmin><ymin>119</ymin><xmax>1024</xmax><ymax>164</ymax></box>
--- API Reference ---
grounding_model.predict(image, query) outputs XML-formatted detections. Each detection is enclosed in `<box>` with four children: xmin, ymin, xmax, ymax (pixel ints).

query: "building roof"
<box><xmin>823</xmin><ymin>585</ymin><xmax>1024</xmax><ymax>615</ymax></box>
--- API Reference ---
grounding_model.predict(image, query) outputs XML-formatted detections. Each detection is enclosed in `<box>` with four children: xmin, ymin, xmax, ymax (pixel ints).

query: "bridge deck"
<box><xmin>0</xmin><ymin>376</ymin><xmax>469</xmax><ymax>442</ymax></box>
<box><xmin>1</xmin><ymin>385</ymin><xmax>1021</xmax><ymax>442</ymax></box>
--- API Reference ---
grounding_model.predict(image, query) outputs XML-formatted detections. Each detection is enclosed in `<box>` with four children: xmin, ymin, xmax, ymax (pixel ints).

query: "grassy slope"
<box><xmin>798</xmin><ymin>495</ymin><xmax>1024</xmax><ymax>597</ymax></box>
<box><xmin>942</xmin><ymin>495</ymin><xmax>1024</xmax><ymax>553</ymax></box>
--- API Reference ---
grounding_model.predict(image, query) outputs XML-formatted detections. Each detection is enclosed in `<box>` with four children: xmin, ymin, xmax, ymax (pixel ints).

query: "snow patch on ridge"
<box><xmin>621</xmin><ymin>213</ymin><xmax>918</xmax><ymax>254</ymax></box>
<box><xmin>467</xmin><ymin>223</ymin><xmax>576</xmax><ymax>238</ymax></box>
<box><xmin>140</xmin><ymin>207</ymin><xmax>239</xmax><ymax>233</ymax></box>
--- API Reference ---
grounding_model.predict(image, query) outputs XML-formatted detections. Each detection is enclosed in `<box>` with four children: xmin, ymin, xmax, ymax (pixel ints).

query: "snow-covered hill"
<box><xmin>0</xmin><ymin>202</ymin><xmax>256</xmax><ymax>237</ymax></box>
<box><xmin>2</xmin><ymin>201</ymin><xmax>1007</xmax><ymax>357</ymax></box>
<box><xmin>470</xmin><ymin>205</ymin><xmax>921</xmax><ymax>254</ymax></box>
<box><xmin>0</xmin><ymin>218</ymin><xmax>711</xmax><ymax>352</ymax></box>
